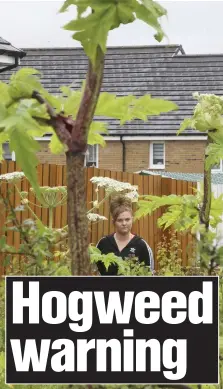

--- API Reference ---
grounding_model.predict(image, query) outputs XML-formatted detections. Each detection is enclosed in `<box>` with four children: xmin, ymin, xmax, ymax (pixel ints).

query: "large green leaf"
<box><xmin>120</xmin><ymin>95</ymin><xmax>178</xmax><ymax>124</ymax></box>
<box><xmin>64</xmin><ymin>4</ymin><xmax>117</xmax><ymax>64</ymax></box>
<box><xmin>61</xmin><ymin>0</ymin><xmax>166</xmax><ymax>64</ymax></box>
<box><xmin>178</xmin><ymin>118</ymin><xmax>197</xmax><ymax>135</ymax></box>
<box><xmin>60</xmin><ymin>0</ymin><xmax>89</xmax><ymax>16</ymax></box>
<box><xmin>88</xmin><ymin>122</ymin><xmax>108</xmax><ymax>146</ymax></box>
<box><xmin>41</xmin><ymin>90</ymin><xmax>64</xmax><ymax>113</ymax></box>
<box><xmin>49</xmin><ymin>133</ymin><xmax>66</xmax><ymax>154</ymax></box>
<box><xmin>96</xmin><ymin>92</ymin><xmax>177</xmax><ymax>124</ymax></box>
<box><xmin>0</xmin><ymin>100</ymin><xmax>50</xmax><ymax>138</ymax></box>
<box><xmin>0</xmin><ymin>103</ymin><xmax>7</xmax><ymax>122</ymax></box>
<box><xmin>9</xmin><ymin>129</ymin><xmax>41</xmax><ymax>199</ymax></box>
<box><xmin>9</xmin><ymin>68</ymin><xmax>42</xmax><ymax>100</ymax></box>
<box><xmin>135</xmin><ymin>1</ymin><xmax>166</xmax><ymax>42</ymax></box>
<box><xmin>96</xmin><ymin>92</ymin><xmax>136</xmax><ymax>121</ymax></box>
<box><xmin>26</xmin><ymin>100</ymin><xmax>50</xmax><ymax>120</ymax></box>
<box><xmin>0</xmin><ymin>132</ymin><xmax>9</xmax><ymax>161</ymax></box>
<box><xmin>62</xmin><ymin>89</ymin><xmax>82</xmax><ymax>117</ymax></box>
<box><xmin>0</xmin><ymin>82</ymin><xmax>11</xmax><ymax>105</ymax></box>
<box><xmin>116</xmin><ymin>3</ymin><xmax>135</xmax><ymax>24</ymax></box>
<box><xmin>206</xmin><ymin>142</ymin><xmax>223</xmax><ymax>170</ymax></box>
<box><xmin>142</xmin><ymin>96</ymin><xmax>178</xmax><ymax>114</ymax></box>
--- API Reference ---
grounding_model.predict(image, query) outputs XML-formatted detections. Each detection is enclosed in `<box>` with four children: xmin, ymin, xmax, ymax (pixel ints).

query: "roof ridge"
<box><xmin>21</xmin><ymin>44</ymin><xmax>182</xmax><ymax>51</ymax></box>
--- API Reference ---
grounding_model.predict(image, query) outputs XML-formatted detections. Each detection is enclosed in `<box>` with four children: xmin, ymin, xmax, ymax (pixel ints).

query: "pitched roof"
<box><xmin>0</xmin><ymin>44</ymin><xmax>222</xmax><ymax>136</ymax></box>
<box><xmin>139</xmin><ymin>170</ymin><xmax>223</xmax><ymax>185</ymax></box>
<box><xmin>0</xmin><ymin>37</ymin><xmax>26</xmax><ymax>58</ymax></box>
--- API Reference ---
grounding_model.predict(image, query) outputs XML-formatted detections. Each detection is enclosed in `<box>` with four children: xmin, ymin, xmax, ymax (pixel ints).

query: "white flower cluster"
<box><xmin>90</xmin><ymin>176</ymin><xmax>139</xmax><ymax>202</ymax></box>
<box><xmin>0</xmin><ymin>172</ymin><xmax>25</xmax><ymax>183</ymax></box>
<box><xmin>125</xmin><ymin>191</ymin><xmax>139</xmax><ymax>203</ymax></box>
<box><xmin>87</xmin><ymin>213</ymin><xmax>107</xmax><ymax>222</ymax></box>
<box><xmin>21</xmin><ymin>198</ymin><xmax>29</xmax><ymax>205</ymax></box>
<box><xmin>193</xmin><ymin>93</ymin><xmax>223</xmax><ymax>116</ymax></box>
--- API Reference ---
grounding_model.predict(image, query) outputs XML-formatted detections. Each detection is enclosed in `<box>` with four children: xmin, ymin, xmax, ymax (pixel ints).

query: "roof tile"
<box><xmin>0</xmin><ymin>44</ymin><xmax>222</xmax><ymax>136</ymax></box>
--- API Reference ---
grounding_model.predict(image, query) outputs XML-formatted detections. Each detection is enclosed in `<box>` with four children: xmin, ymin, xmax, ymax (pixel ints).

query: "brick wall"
<box><xmin>165</xmin><ymin>140</ymin><xmax>205</xmax><ymax>173</ymax></box>
<box><xmin>37</xmin><ymin>142</ymin><xmax>66</xmax><ymax>165</ymax></box>
<box><xmin>98</xmin><ymin>141</ymin><xmax>123</xmax><ymax>171</ymax></box>
<box><xmin>36</xmin><ymin>139</ymin><xmax>206</xmax><ymax>174</ymax></box>
<box><xmin>125</xmin><ymin>141</ymin><xmax>149</xmax><ymax>172</ymax></box>
<box><xmin>98</xmin><ymin>140</ymin><xmax>206</xmax><ymax>173</ymax></box>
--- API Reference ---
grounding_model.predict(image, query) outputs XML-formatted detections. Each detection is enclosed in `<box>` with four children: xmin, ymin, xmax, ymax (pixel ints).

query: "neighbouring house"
<box><xmin>1</xmin><ymin>44</ymin><xmax>223</xmax><ymax>173</ymax></box>
<box><xmin>0</xmin><ymin>37</ymin><xmax>26</xmax><ymax>73</ymax></box>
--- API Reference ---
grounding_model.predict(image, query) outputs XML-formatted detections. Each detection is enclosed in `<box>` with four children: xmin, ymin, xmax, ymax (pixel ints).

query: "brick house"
<box><xmin>1</xmin><ymin>44</ymin><xmax>223</xmax><ymax>173</ymax></box>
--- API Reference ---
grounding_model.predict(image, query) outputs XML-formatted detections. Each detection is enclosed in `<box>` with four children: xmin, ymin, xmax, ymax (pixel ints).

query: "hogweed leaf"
<box><xmin>9</xmin><ymin>129</ymin><xmax>41</xmax><ymax>199</ymax></box>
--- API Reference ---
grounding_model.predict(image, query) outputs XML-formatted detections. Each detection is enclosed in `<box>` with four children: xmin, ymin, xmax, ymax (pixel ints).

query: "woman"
<box><xmin>96</xmin><ymin>195</ymin><xmax>154</xmax><ymax>275</ymax></box>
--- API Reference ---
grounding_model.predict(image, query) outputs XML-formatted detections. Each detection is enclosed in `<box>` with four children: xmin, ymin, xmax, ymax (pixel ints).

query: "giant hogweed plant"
<box><xmin>0</xmin><ymin>175</ymin><xmax>223</xmax><ymax>389</ymax></box>
<box><xmin>135</xmin><ymin>93</ymin><xmax>223</xmax><ymax>273</ymax></box>
<box><xmin>0</xmin><ymin>172</ymin><xmax>141</xmax><ymax>275</ymax></box>
<box><xmin>0</xmin><ymin>0</ymin><xmax>178</xmax><ymax>276</ymax></box>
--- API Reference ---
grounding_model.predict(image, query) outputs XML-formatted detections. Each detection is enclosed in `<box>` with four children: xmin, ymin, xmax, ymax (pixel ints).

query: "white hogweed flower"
<box><xmin>21</xmin><ymin>198</ymin><xmax>29</xmax><ymax>205</ymax></box>
<box><xmin>0</xmin><ymin>172</ymin><xmax>25</xmax><ymax>183</ymax></box>
<box><xmin>87</xmin><ymin>213</ymin><xmax>107</xmax><ymax>222</ymax></box>
<box><xmin>90</xmin><ymin>176</ymin><xmax>138</xmax><ymax>194</ymax></box>
<box><xmin>125</xmin><ymin>190</ymin><xmax>139</xmax><ymax>203</ymax></box>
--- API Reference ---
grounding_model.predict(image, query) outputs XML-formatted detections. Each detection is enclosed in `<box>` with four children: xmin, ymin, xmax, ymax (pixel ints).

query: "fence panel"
<box><xmin>0</xmin><ymin>162</ymin><xmax>197</xmax><ymax>275</ymax></box>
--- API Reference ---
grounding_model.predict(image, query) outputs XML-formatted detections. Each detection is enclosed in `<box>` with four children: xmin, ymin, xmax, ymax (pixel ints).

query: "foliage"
<box><xmin>0</xmin><ymin>173</ymin><xmax>139</xmax><ymax>274</ymax></box>
<box><xmin>0</xmin><ymin>0</ymin><xmax>222</xmax><ymax>386</ymax></box>
<box><xmin>0</xmin><ymin>0</ymin><xmax>178</xmax><ymax>272</ymax></box>
<box><xmin>60</xmin><ymin>0</ymin><xmax>167</xmax><ymax>64</ymax></box>
<box><xmin>89</xmin><ymin>245</ymin><xmax>152</xmax><ymax>275</ymax></box>
<box><xmin>155</xmin><ymin>231</ymin><xmax>208</xmax><ymax>276</ymax></box>
<box><xmin>134</xmin><ymin>190</ymin><xmax>223</xmax><ymax>235</ymax></box>
<box><xmin>0</xmin><ymin>177</ymin><xmax>70</xmax><ymax>275</ymax></box>
<box><xmin>178</xmin><ymin>93</ymin><xmax>223</xmax><ymax>171</ymax></box>
<box><xmin>156</xmin><ymin>232</ymin><xmax>184</xmax><ymax>275</ymax></box>
<box><xmin>0</xmin><ymin>70</ymin><xmax>177</xmax><ymax>200</ymax></box>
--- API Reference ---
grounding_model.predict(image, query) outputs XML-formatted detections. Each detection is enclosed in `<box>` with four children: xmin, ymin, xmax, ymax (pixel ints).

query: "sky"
<box><xmin>0</xmin><ymin>1</ymin><xmax>223</xmax><ymax>55</ymax></box>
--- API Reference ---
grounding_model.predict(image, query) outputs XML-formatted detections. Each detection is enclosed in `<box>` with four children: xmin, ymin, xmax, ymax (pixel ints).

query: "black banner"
<box><xmin>6</xmin><ymin>276</ymin><xmax>218</xmax><ymax>384</ymax></box>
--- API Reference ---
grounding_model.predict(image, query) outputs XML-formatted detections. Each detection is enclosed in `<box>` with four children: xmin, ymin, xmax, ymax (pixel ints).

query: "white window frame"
<box><xmin>149</xmin><ymin>141</ymin><xmax>165</xmax><ymax>169</ymax></box>
<box><xmin>212</xmin><ymin>160</ymin><xmax>223</xmax><ymax>173</ymax></box>
<box><xmin>85</xmin><ymin>144</ymin><xmax>98</xmax><ymax>168</ymax></box>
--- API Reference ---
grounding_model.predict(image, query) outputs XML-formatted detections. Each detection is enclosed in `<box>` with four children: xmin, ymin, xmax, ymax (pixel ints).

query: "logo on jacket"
<box><xmin>129</xmin><ymin>248</ymin><xmax>136</xmax><ymax>254</ymax></box>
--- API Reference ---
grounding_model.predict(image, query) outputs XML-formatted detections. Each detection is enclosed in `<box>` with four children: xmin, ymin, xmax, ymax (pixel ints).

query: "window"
<box><xmin>149</xmin><ymin>142</ymin><xmax>165</xmax><ymax>169</ymax></box>
<box><xmin>2</xmin><ymin>143</ymin><xmax>15</xmax><ymax>161</ymax></box>
<box><xmin>85</xmin><ymin>145</ymin><xmax>98</xmax><ymax>167</ymax></box>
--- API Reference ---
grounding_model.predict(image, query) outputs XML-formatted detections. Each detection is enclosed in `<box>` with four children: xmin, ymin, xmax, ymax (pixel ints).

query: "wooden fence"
<box><xmin>0</xmin><ymin>162</ymin><xmax>197</xmax><ymax>275</ymax></box>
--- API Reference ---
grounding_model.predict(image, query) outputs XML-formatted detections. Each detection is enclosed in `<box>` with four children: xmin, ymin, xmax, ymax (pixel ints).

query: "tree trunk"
<box><xmin>66</xmin><ymin>151</ymin><xmax>91</xmax><ymax>275</ymax></box>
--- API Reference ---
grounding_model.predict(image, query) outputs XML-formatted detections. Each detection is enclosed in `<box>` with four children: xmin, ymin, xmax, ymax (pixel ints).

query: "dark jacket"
<box><xmin>96</xmin><ymin>233</ymin><xmax>154</xmax><ymax>275</ymax></box>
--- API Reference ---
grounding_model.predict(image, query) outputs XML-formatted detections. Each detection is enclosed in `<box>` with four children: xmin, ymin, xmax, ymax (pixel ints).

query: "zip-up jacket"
<box><xmin>96</xmin><ymin>233</ymin><xmax>154</xmax><ymax>275</ymax></box>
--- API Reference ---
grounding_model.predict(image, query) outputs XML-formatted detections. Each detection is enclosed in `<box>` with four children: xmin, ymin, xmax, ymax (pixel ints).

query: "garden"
<box><xmin>0</xmin><ymin>0</ymin><xmax>223</xmax><ymax>387</ymax></box>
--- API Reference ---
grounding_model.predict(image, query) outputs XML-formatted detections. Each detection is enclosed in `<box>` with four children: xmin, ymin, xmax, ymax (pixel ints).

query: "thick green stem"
<box><xmin>67</xmin><ymin>47</ymin><xmax>105</xmax><ymax>275</ymax></box>
<box><xmin>66</xmin><ymin>152</ymin><xmax>90</xmax><ymax>275</ymax></box>
<box><xmin>72</xmin><ymin>46</ymin><xmax>105</xmax><ymax>147</ymax></box>
<box><xmin>49</xmin><ymin>207</ymin><xmax>53</xmax><ymax>228</ymax></box>
<box><xmin>199</xmin><ymin>136</ymin><xmax>212</xmax><ymax>231</ymax></box>
<box><xmin>199</xmin><ymin>135</ymin><xmax>213</xmax><ymax>272</ymax></box>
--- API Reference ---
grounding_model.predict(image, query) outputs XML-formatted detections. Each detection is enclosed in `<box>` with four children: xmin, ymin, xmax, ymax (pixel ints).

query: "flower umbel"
<box><xmin>87</xmin><ymin>213</ymin><xmax>107</xmax><ymax>222</ymax></box>
<box><xmin>0</xmin><ymin>172</ymin><xmax>25</xmax><ymax>183</ymax></box>
<box><xmin>90</xmin><ymin>176</ymin><xmax>138</xmax><ymax>200</ymax></box>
